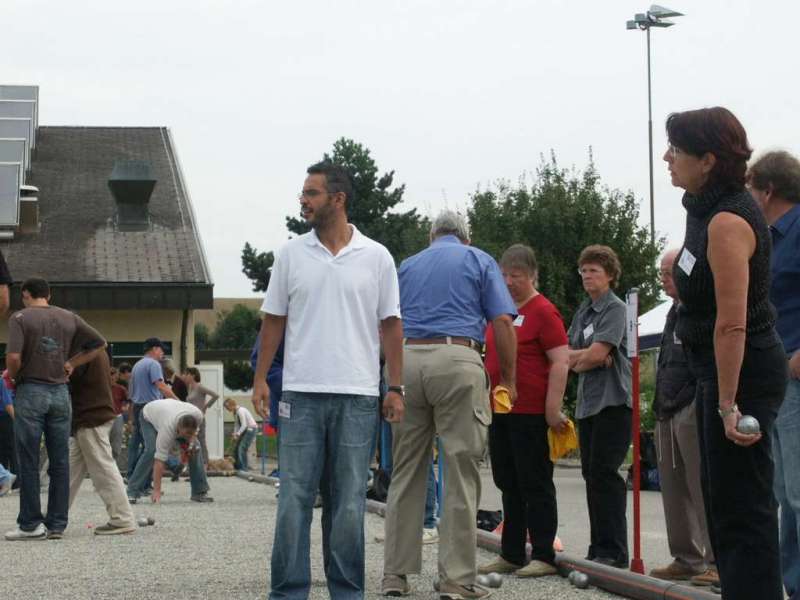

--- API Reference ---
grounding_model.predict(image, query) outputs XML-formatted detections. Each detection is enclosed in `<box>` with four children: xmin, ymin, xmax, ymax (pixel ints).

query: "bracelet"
<box><xmin>717</xmin><ymin>403</ymin><xmax>738</xmax><ymax>418</ymax></box>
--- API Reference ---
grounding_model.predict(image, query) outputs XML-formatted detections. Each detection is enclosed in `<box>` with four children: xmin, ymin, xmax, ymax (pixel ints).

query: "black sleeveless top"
<box><xmin>673</xmin><ymin>186</ymin><xmax>777</xmax><ymax>349</ymax></box>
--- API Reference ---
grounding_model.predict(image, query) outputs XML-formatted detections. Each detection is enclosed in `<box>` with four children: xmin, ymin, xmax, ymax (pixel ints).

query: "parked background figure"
<box><xmin>665</xmin><ymin>106</ymin><xmax>786</xmax><ymax>600</ymax></box>
<box><xmin>479</xmin><ymin>244</ymin><xmax>569</xmax><ymax>579</ymax></box>
<box><xmin>382</xmin><ymin>210</ymin><xmax>517</xmax><ymax>599</ymax></box>
<box><xmin>567</xmin><ymin>245</ymin><xmax>632</xmax><ymax>569</ymax></box>
<box><xmin>126</xmin><ymin>338</ymin><xmax>178</xmax><ymax>495</ymax></box>
<box><xmin>747</xmin><ymin>149</ymin><xmax>800</xmax><ymax>600</ymax></box>
<box><xmin>4</xmin><ymin>277</ymin><xmax>107</xmax><ymax>541</ymax></box>
<box><xmin>162</xmin><ymin>360</ymin><xmax>187</xmax><ymax>402</ymax></box>
<box><xmin>68</xmin><ymin>351</ymin><xmax>136</xmax><ymax>535</ymax></box>
<box><xmin>648</xmin><ymin>249</ymin><xmax>717</xmax><ymax>587</ymax></box>
<box><xmin>183</xmin><ymin>367</ymin><xmax>219</xmax><ymax>468</ymax></box>
<box><xmin>224</xmin><ymin>398</ymin><xmax>257</xmax><ymax>471</ymax></box>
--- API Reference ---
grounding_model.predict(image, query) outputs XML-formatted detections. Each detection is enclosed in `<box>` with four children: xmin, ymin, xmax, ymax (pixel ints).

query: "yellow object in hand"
<box><xmin>547</xmin><ymin>419</ymin><xmax>578</xmax><ymax>462</ymax></box>
<box><xmin>492</xmin><ymin>385</ymin><xmax>512</xmax><ymax>414</ymax></box>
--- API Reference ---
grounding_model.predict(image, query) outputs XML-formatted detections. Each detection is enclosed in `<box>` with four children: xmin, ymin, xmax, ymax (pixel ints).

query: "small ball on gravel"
<box><xmin>147</xmin><ymin>517</ymin><xmax>155</xmax><ymax>526</ymax></box>
<box><xmin>248</xmin><ymin>476</ymin><xmax>254</xmax><ymax>482</ymax></box>
<box><xmin>137</xmin><ymin>517</ymin><xmax>148</xmax><ymax>527</ymax></box>
<box><xmin>573</xmin><ymin>572</ymin><xmax>589</xmax><ymax>589</ymax></box>
<box><xmin>485</xmin><ymin>573</ymin><xmax>502</xmax><ymax>588</ymax></box>
<box><xmin>475</xmin><ymin>574</ymin><xmax>491</xmax><ymax>587</ymax></box>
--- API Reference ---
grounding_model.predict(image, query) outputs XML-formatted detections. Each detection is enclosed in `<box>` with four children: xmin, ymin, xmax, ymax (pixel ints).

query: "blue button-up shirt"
<box><xmin>398</xmin><ymin>235</ymin><xmax>516</xmax><ymax>343</ymax></box>
<box><xmin>770</xmin><ymin>204</ymin><xmax>800</xmax><ymax>355</ymax></box>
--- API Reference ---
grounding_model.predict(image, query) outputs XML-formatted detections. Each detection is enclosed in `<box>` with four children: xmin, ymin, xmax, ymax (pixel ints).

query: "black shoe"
<box><xmin>190</xmin><ymin>494</ymin><xmax>214</xmax><ymax>503</ymax></box>
<box><xmin>592</xmin><ymin>556</ymin><xmax>628</xmax><ymax>569</ymax></box>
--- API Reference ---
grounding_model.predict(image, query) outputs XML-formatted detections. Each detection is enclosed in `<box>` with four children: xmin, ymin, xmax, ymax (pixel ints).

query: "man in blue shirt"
<box><xmin>382</xmin><ymin>210</ymin><xmax>517</xmax><ymax>599</ymax></box>
<box><xmin>748</xmin><ymin>151</ymin><xmax>800</xmax><ymax>600</ymax></box>
<box><xmin>126</xmin><ymin>337</ymin><xmax>178</xmax><ymax>499</ymax></box>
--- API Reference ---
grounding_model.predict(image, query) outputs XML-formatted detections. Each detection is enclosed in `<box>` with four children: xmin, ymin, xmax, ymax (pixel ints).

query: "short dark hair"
<box><xmin>177</xmin><ymin>414</ymin><xmax>199</xmax><ymax>433</ymax></box>
<box><xmin>184</xmin><ymin>367</ymin><xmax>201</xmax><ymax>383</ymax></box>
<box><xmin>306</xmin><ymin>161</ymin><xmax>353</xmax><ymax>206</ymax></box>
<box><xmin>666</xmin><ymin>107</ymin><xmax>752</xmax><ymax>192</ymax></box>
<box><xmin>579</xmin><ymin>245</ymin><xmax>622</xmax><ymax>287</ymax></box>
<box><xmin>747</xmin><ymin>151</ymin><xmax>800</xmax><ymax>205</ymax></box>
<box><xmin>21</xmin><ymin>277</ymin><xmax>49</xmax><ymax>299</ymax></box>
<box><xmin>500</xmin><ymin>244</ymin><xmax>538</xmax><ymax>276</ymax></box>
<box><xmin>118</xmin><ymin>362</ymin><xmax>132</xmax><ymax>374</ymax></box>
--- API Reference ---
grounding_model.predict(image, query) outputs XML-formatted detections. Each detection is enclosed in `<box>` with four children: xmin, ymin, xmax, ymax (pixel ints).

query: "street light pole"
<box><xmin>627</xmin><ymin>5</ymin><xmax>683</xmax><ymax>247</ymax></box>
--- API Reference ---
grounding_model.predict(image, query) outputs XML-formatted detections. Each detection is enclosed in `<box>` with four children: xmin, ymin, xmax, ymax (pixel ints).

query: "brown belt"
<box><xmin>404</xmin><ymin>336</ymin><xmax>482</xmax><ymax>352</ymax></box>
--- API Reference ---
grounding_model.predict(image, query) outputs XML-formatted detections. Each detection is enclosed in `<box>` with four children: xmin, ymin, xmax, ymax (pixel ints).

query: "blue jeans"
<box><xmin>127</xmin><ymin>403</ymin><xmax>146</xmax><ymax>479</ymax></box>
<box><xmin>235</xmin><ymin>429</ymin><xmax>257</xmax><ymax>471</ymax></box>
<box><xmin>13</xmin><ymin>383</ymin><xmax>71</xmax><ymax>532</ymax></box>
<box><xmin>0</xmin><ymin>461</ymin><xmax>10</xmax><ymax>484</ymax></box>
<box><xmin>774</xmin><ymin>378</ymin><xmax>800</xmax><ymax>597</ymax></box>
<box><xmin>270</xmin><ymin>392</ymin><xmax>377</xmax><ymax>600</ymax></box>
<box><xmin>380</xmin><ymin>419</ymin><xmax>438</xmax><ymax>528</ymax></box>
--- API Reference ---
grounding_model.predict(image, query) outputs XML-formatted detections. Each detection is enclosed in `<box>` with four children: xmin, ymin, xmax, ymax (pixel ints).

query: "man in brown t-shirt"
<box><xmin>4</xmin><ymin>277</ymin><xmax>106</xmax><ymax>541</ymax></box>
<box><xmin>68</xmin><ymin>351</ymin><xmax>136</xmax><ymax>535</ymax></box>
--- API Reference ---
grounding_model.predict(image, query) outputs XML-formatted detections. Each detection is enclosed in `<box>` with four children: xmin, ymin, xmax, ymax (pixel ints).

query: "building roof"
<box><xmin>0</xmin><ymin>126</ymin><xmax>213</xmax><ymax>309</ymax></box>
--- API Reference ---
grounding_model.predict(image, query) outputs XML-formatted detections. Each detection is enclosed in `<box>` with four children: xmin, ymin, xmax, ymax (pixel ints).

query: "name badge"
<box><xmin>678</xmin><ymin>248</ymin><xmax>696</xmax><ymax>276</ymax></box>
<box><xmin>583</xmin><ymin>323</ymin><xmax>594</xmax><ymax>339</ymax></box>
<box><xmin>278</xmin><ymin>401</ymin><xmax>291</xmax><ymax>419</ymax></box>
<box><xmin>513</xmin><ymin>315</ymin><xmax>525</xmax><ymax>327</ymax></box>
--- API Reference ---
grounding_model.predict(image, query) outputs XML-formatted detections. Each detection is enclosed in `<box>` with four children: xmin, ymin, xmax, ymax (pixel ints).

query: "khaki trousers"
<box><xmin>384</xmin><ymin>344</ymin><xmax>491</xmax><ymax>584</ymax></box>
<box><xmin>69</xmin><ymin>419</ymin><xmax>136</xmax><ymax>528</ymax></box>
<box><xmin>655</xmin><ymin>402</ymin><xmax>714</xmax><ymax>570</ymax></box>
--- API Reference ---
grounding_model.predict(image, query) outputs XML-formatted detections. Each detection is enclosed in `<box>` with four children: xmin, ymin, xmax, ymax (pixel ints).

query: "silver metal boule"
<box><xmin>737</xmin><ymin>415</ymin><xmax>761</xmax><ymax>435</ymax></box>
<box><xmin>568</xmin><ymin>570</ymin><xmax>578</xmax><ymax>584</ymax></box>
<box><xmin>475</xmin><ymin>574</ymin><xmax>491</xmax><ymax>587</ymax></box>
<box><xmin>147</xmin><ymin>517</ymin><xmax>155</xmax><ymax>526</ymax></box>
<box><xmin>573</xmin><ymin>572</ymin><xmax>589</xmax><ymax>588</ymax></box>
<box><xmin>486</xmin><ymin>573</ymin><xmax>502</xmax><ymax>588</ymax></box>
<box><xmin>137</xmin><ymin>517</ymin><xmax>148</xmax><ymax>527</ymax></box>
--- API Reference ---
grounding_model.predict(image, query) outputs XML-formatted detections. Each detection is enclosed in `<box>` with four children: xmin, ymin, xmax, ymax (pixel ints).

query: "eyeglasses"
<box><xmin>577</xmin><ymin>267</ymin><xmax>605</xmax><ymax>276</ymax></box>
<box><xmin>667</xmin><ymin>144</ymin><xmax>683</xmax><ymax>160</ymax></box>
<box><xmin>298</xmin><ymin>189</ymin><xmax>330</xmax><ymax>200</ymax></box>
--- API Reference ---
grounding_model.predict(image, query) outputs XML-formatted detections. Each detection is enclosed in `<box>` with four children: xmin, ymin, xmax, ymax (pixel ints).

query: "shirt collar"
<box><xmin>304</xmin><ymin>224</ymin><xmax>366</xmax><ymax>251</ymax></box>
<box><xmin>771</xmin><ymin>204</ymin><xmax>800</xmax><ymax>238</ymax></box>
<box><xmin>431</xmin><ymin>234</ymin><xmax>462</xmax><ymax>246</ymax></box>
<box><xmin>590</xmin><ymin>289</ymin><xmax>614</xmax><ymax>313</ymax></box>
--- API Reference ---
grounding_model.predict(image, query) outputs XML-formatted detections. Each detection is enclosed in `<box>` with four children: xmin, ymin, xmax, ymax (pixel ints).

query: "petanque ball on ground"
<box><xmin>568</xmin><ymin>570</ymin><xmax>578</xmax><ymax>584</ymax></box>
<box><xmin>147</xmin><ymin>517</ymin><xmax>155</xmax><ymax>526</ymax></box>
<box><xmin>737</xmin><ymin>415</ymin><xmax>761</xmax><ymax>435</ymax></box>
<box><xmin>137</xmin><ymin>517</ymin><xmax>148</xmax><ymax>527</ymax></box>
<box><xmin>485</xmin><ymin>572</ymin><xmax>503</xmax><ymax>588</ymax></box>
<box><xmin>475</xmin><ymin>574</ymin><xmax>491</xmax><ymax>587</ymax></box>
<box><xmin>573</xmin><ymin>572</ymin><xmax>589</xmax><ymax>588</ymax></box>
<box><xmin>248</xmin><ymin>476</ymin><xmax>254</xmax><ymax>482</ymax></box>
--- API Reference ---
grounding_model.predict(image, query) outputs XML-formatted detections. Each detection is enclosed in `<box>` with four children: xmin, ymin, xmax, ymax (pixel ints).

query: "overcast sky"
<box><xmin>3</xmin><ymin>1</ymin><xmax>798</xmax><ymax>297</ymax></box>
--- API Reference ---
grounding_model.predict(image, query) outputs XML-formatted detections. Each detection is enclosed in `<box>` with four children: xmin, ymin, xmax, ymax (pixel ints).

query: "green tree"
<box><xmin>241</xmin><ymin>138</ymin><xmax>430</xmax><ymax>290</ymax></box>
<box><xmin>194</xmin><ymin>322</ymin><xmax>210</xmax><ymax>351</ymax></box>
<box><xmin>469</xmin><ymin>152</ymin><xmax>663</xmax><ymax>327</ymax></box>
<box><xmin>468</xmin><ymin>153</ymin><xmax>664</xmax><ymax>420</ymax></box>
<box><xmin>209</xmin><ymin>304</ymin><xmax>261</xmax><ymax>350</ymax></box>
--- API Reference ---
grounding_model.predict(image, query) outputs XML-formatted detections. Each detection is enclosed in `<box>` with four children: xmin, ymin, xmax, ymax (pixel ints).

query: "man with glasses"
<box><xmin>252</xmin><ymin>161</ymin><xmax>403</xmax><ymax>600</ymax></box>
<box><xmin>649</xmin><ymin>249</ymin><xmax>717</xmax><ymax>587</ymax></box>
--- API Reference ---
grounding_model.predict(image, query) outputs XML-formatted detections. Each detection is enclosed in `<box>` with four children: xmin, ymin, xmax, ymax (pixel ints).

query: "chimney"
<box><xmin>108</xmin><ymin>160</ymin><xmax>157</xmax><ymax>231</ymax></box>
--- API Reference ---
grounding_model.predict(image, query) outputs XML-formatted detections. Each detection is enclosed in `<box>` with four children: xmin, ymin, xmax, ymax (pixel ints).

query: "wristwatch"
<box><xmin>387</xmin><ymin>385</ymin><xmax>405</xmax><ymax>396</ymax></box>
<box><xmin>717</xmin><ymin>403</ymin><xmax>738</xmax><ymax>418</ymax></box>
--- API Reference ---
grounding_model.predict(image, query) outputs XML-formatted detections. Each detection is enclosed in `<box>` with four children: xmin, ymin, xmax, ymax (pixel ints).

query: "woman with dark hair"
<box><xmin>181</xmin><ymin>367</ymin><xmax>219</xmax><ymax>467</ymax></box>
<box><xmin>664</xmin><ymin>106</ymin><xmax>786</xmax><ymax>600</ymax></box>
<box><xmin>568</xmin><ymin>244</ymin><xmax>632</xmax><ymax>569</ymax></box>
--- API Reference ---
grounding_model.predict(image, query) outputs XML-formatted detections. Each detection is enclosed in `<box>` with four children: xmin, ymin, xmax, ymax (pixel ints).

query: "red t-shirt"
<box><xmin>111</xmin><ymin>383</ymin><xmax>128</xmax><ymax>416</ymax></box>
<box><xmin>484</xmin><ymin>293</ymin><xmax>568</xmax><ymax>414</ymax></box>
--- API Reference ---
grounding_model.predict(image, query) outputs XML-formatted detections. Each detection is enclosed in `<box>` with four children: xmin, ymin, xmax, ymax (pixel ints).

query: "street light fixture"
<box><xmin>627</xmin><ymin>4</ymin><xmax>683</xmax><ymax>247</ymax></box>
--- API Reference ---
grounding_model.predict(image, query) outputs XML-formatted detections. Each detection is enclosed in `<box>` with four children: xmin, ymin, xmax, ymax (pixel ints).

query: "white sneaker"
<box><xmin>422</xmin><ymin>528</ymin><xmax>439</xmax><ymax>545</ymax></box>
<box><xmin>0</xmin><ymin>474</ymin><xmax>15</xmax><ymax>496</ymax></box>
<box><xmin>5</xmin><ymin>522</ymin><xmax>46</xmax><ymax>541</ymax></box>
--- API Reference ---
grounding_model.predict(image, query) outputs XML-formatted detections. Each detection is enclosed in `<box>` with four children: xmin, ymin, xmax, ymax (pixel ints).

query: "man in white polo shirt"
<box><xmin>252</xmin><ymin>161</ymin><xmax>404</xmax><ymax>600</ymax></box>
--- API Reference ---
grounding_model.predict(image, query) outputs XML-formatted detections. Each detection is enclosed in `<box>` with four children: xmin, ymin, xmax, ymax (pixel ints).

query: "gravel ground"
<box><xmin>1</xmin><ymin>476</ymin><xmax>620</xmax><ymax>600</ymax></box>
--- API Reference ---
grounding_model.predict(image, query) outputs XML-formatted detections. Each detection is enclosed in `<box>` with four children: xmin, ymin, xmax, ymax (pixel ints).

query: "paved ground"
<box><xmin>1</xmin><ymin>475</ymin><xmax>622</xmax><ymax>600</ymax></box>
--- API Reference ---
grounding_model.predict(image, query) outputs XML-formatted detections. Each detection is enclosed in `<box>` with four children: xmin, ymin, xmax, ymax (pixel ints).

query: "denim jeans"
<box><xmin>13</xmin><ymin>383</ymin><xmax>71</xmax><ymax>532</ymax></box>
<box><xmin>380</xmin><ymin>419</ymin><xmax>438</xmax><ymax>528</ymax></box>
<box><xmin>270</xmin><ymin>392</ymin><xmax>377</xmax><ymax>600</ymax></box>
<box><xmin>127</xmin><ymin>403</ymin><xmax>146</xmax><ymax>479</ymax></box>
<box><xmin>0</xmin><ymin>461</ymin><xmax>10</xmax><ymax>484</ymax></box>
<box><xmin>128</xmin><ymin>419</ymin><xmax>209</xmax><ymax>498</ymax></box>
<box><xmin>774</xmin><ymin>378</ymin><xmax>800</xmax><ymax>597</ymax></box>
<box><xmin>235</xmin><ymin>428</ymin><xmax>257</xmax><ymax>471</ymax></box>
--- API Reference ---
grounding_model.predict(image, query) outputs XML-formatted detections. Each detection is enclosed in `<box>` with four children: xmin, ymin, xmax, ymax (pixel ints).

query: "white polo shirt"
<box><xmin>262</xmin><ymin>224</ymin><xmax>401</xmax><ymax>396</ymax></box>
<box><xmin>143</xmin><ymin>400</ymin><xmax>204</xmax><ymax>462</ymax></box>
